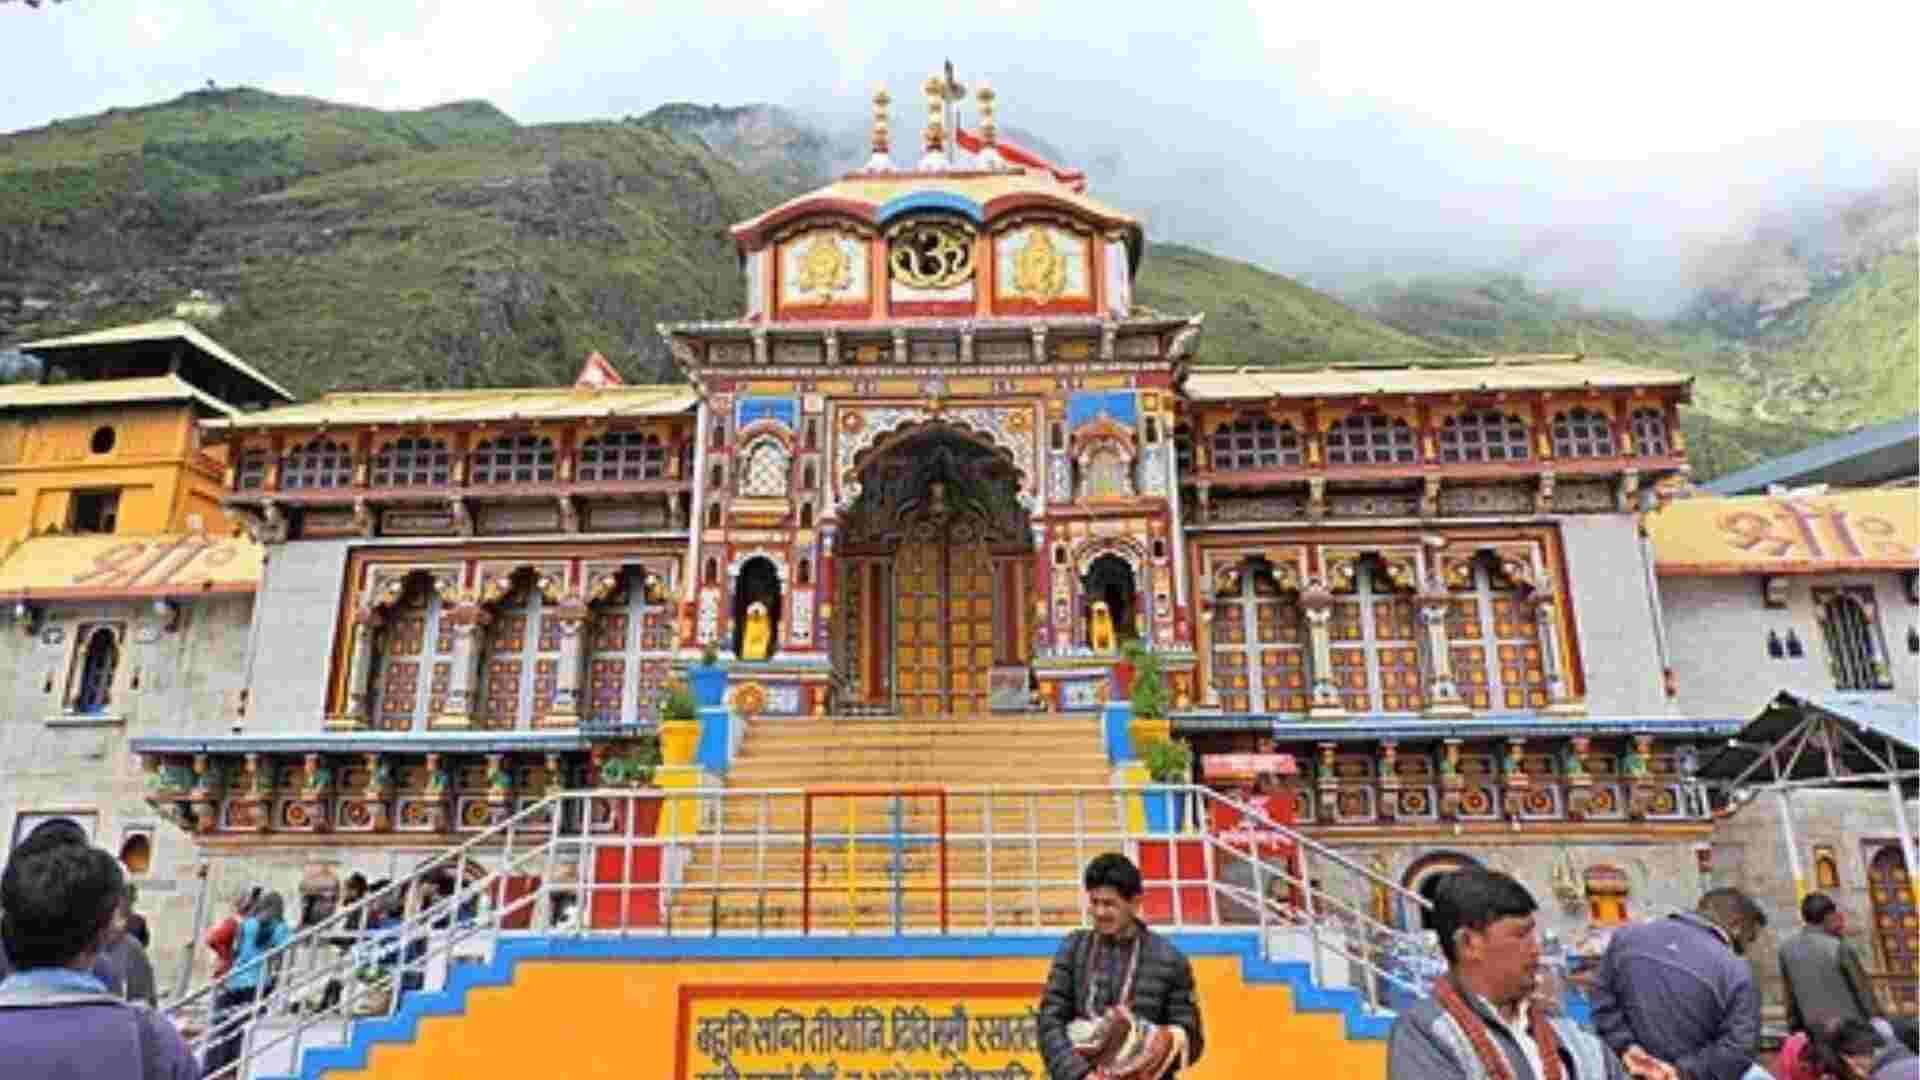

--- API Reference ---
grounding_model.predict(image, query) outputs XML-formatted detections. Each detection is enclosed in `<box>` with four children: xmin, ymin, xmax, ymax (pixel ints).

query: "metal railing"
<box><xmin>172</xmin><ymin>783</ymin><xmax>1440</xmax><ymax>1080</ymax></box>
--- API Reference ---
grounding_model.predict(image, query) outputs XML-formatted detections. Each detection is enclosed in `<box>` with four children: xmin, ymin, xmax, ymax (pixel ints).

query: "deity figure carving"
<box><xmin>741</xmin><ymin>601</ymin><xmax>774</xmax><ymax>661</ymax></box>
<box><xmin>1089</xmin><ymin>600</ymin><xmax>1117</xmax><ymax>653</ymax></box>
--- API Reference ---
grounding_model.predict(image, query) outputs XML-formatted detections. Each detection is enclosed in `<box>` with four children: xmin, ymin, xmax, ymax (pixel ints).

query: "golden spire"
<box><xmin>866</xmin><ymin>85</ymin><xmax>893</xmax><ymax>171</ymax></box>
<box><xmin>976</xmin><ymin>82</ymin><xmax>998</xmax><ymax>169</ymax></box>
<box><xmin>922</xmin><ymin>72</ymin><xmax>948</xmax><ymax>167</ymax></box>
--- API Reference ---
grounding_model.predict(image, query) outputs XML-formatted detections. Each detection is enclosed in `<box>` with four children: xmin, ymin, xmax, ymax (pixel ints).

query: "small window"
<box><xmin>1584</xmin><ymin>865</ymin><xmax>1631</xmax><ymax>926</ymax></box>
<box><xmin>1550</xmin><ymin>408</ymin><xmax>1616</xmax><ymax>458</ymax></box>
<box><xmin>706</xmin><ymin>502</ymin><xmax>722</xmax><ymax>528</ymax></box>
<box><xmin>1174</xmin><ymin>424</ymin><xmax>1193</xmax><ymax>473</ymax></box>
<box><xmin>1631</xmin><ymin>408</ymin><xmax>1671</xmax><ymax>457</ymax></box>
<box><xmin>1817</xmin><ymin>587</ymin><xmax>1890</xmax><ymax>690</ymax></box>
<box><xmin>804</xmin><ymin>419</ymin><xmax>819</xmax><ymax>452</ymax></box>
<box><xmin>281</xmin><ymin>438</ymin><xmax>354</xmax><ymax>489</ymax></box>
<box><xmin>370</xmin><ymin>438</ymin><xmax>451</xmax><ymax>487</ymax></box>
<box><xmin>1144</xmin><ymin>417</ymin><xmax>1160</xmax><ymax>445</ymax></box>
<box><xmin>90</xmin><ymin>427</ymin><xmax>116</xmax><ymax>454</ymax></box>
<box><xmin>1212</xmin><ymin>416</ymin><xmax>1302</xmax><ymax>470</ymax></box>
<box><xmin>703</xmin><ymin>558</ymin><xmax>719</xmax><ymax>585</ymax></box>
<box><xmin>118</xmin><ymin>832</ymin><xmax>153</xmax><ymax>876</ymax></box>
<box><xmin>1050</xmin><ymin>422</ymin><xmax>1065</xmax><ymax>452</ymax></box>
<box><xmin>73</xmin><ymin>625</ymin><xmax>120</xmax><ymax>713</ymax></box>
<box><xmin>1813</xmin><ymin>845</ymin><xmax>1841</xmax><ymax>890</ymax></box>
<box><xmin>470</xmin><ymin>434</ymin><xmax>555</xmax><ymax>485</ymax></box>
<box><xmin>234</xmin><ymin>449</ymin><xmax>270</xmax><ymax>491</ymax></box>
<box><xmin>1326</xmin><ymin>413</ymin><xmax>1417</xmax><ymax>466</ymax></box>
<box><xmin>70</xmin><ymin>490</ymin><xmax>120</xmax><ymax>534</ymax></box>
<box><xmin>1440</xmin><ymin>409</ymin><xmax>1531</xmax><ymax>463</ymax></box>
<box><xmin>579</xmin><ymin>431</ymin><xmax>666</xmax><ymax>482</ymax></box>
<box><xmin>798</xmin><ymin>502</ymin><xmax>814</xmax><ymax>528</ymax></box>
<box><xmin>798</xmin><ymin>558</ymin><xmax>812</xmax><ymax>586</ymax></box>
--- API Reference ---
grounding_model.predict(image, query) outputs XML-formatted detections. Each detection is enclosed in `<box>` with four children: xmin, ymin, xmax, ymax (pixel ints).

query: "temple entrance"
<box><xmin>836</xmin><ymin>426</ymin><xmax>1031</xmax><ymax>716</ymax></box>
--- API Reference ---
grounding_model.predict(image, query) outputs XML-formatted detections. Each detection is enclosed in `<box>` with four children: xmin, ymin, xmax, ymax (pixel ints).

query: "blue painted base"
<box><xmin>1141</xmin><ymin>788</ymin><xmax>1190</xmax><ymax>834</ymax></box>
<box><xmin>694</xmin><ymin>705</ymin><xmax>731</xmax><ymax>772</ymax></box>
<box><xmin>270</xmin><ymin>931</ymin><xmax>1408</xmax><ymax>1079</ymax></box>
<box><xmin>1102</xmin><ymin>701</ymin><xmax>1135</xmax><ymax>763</ymax></box>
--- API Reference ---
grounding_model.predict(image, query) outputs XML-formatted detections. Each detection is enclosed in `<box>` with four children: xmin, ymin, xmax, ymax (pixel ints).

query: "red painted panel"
<box><xmin>889</xmin><ymin>300</ymin><xmax>975</xmax><ymax>318</ymax></box>
<box><xmin>588</xmin><ymin>796</ymin><xmax>664</xmax><ymax>928</ymax></box>
<box><xmin>1136</xmin><ymin>839</ymin><xmax>1214</xmax><ymax>925</ymax></box>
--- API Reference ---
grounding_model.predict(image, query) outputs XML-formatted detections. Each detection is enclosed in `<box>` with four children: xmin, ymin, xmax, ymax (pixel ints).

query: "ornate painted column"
<box><xmin>1378</xmin><ymin>741</ymin><xmax>1401</xmax><ymax>820</ymax></box>
<box><xmin>1532</xmin><ymin>592</ymin><xmax>1584</xmax><ymax>715</ymax></box>
<box><xmin>1500</xmin><ymin>737</ymin><xmax>1528</xmax><ymax>822</ymax></box>
<box><xmin>540</xmin><ymin>599</ymin><xmax>591</xmax><ymax>730</ymax></box>
<box><xmin>1418</xmin><ymin>587</ymin><xmax>1469</xmax><ymax>717</ymax></box>
<box><xmin>1302</xmin><ymin>582</ymin><xmax>1344</xmax><ymax>717</ymax></box>
<box><xmin>1194</xmin><ymin>574</ymin><xmax>1219</xmax><ymax>708</ymax></box>
<box><xmin>435</xmin><ymin>604</ymin><xmax>491</xmax><ymax>729</ymax></box>
<box><xmin>328</xmin><ymin>611</ymin><xmax>381</xmax><ymax>731</ymax></box>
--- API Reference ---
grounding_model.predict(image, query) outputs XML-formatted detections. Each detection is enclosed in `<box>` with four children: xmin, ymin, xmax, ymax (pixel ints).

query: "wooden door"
<box><xmin>946</xmin><ymin>540</ymin><xmax>996</xmax><ymax>716</ymax></box>
<box><xmin>890</xmin><ymin>537</ymin><xmax>997</xmax><ymax>716</ymax></box>
<box><xmin>1868</xmin><ymin>846</ymin><xmax>1918</xmax><ymax>1014</ymax></box>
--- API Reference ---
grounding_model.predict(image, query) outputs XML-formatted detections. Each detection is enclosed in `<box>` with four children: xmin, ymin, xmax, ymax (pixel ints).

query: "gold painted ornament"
<box><xmin>793</xmin><ymin>234</ymin><xmax>852</xmax><ymax>299</ymax></box>
<box><xmin>1012</xmin><ymin>228</ymin><xmax>1068</xmax><ymax>303</ymax></box>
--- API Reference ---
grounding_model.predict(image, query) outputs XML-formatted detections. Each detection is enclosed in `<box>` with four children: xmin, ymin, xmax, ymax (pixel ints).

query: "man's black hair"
<box><xmin>1429</xmin><ymin>868</ymin><xmax>1537</xmax><ymax>965</ymax></box>
<box><xmin>1700</xmin><ymin>886</ymin><xmax>1767</xmax><ymax>927</ymax></box>
<box><xmin>0</xmin><ymin>844</ymin><xmax>125</xmax><ymax>971</ymax></box>
<box><xmin>345</xmin><ymin>872</ymin><xmax>368</xmax><ymax>893</ymax></box>
<box><xmin>1801</xmin><ymin>891</ymin><xmax>1838</xmax><ymax>926</ymax></box>
<box><xmin>13</xmin><ymin>817</ymin><xmax>88</xmax><ymax>858</ymax></box>
<box><xmin>1083</xmin><ymin>852</ymin><xmax>1143</xmax><ymax>900</ymax></box>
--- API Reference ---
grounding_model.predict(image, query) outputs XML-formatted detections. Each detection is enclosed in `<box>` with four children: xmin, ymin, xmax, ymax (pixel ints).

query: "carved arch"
<box><xmin>837</xmin><ymin>412</ymin><xmax>1034</xmax><ymax>512</ymax></box>
<box><xmin>1073</xmin><ymin>536</ymin><xmax>1149</xmax><ymax>578</ymax></box>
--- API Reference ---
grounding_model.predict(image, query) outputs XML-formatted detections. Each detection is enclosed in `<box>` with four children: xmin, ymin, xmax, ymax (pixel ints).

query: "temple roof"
<box><xmin>202</xmin><ymin>384</ymin><xmax>697</xmax><ymax>432</ymax></box>
<box><xmin>0</xmin><ymin>374</ymin><xmax>241</xmax><ymax>418</ymax></box>
<box><xmin>729</xmin><ymin>169</ymin><xmax>1145</xmax><ymax>269</ymax></box>
<box><xmin>1182</xmin><ymin>356</ymin><xmax>1692</xmax><ymax>402</ymax></box>
<box><xmin>17</xmin><ymin>319</ymin><xmax>295</xmax><ymax>405</ymax></box>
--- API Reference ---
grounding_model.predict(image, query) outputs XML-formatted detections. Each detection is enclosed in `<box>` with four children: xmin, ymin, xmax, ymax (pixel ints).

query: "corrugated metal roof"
<box><xmin>203</xmin><ymin>384</ymin><xmax>699</xmax><ymax>430</ymax></box>
<box><xmin>1182</xmin><ymin>357</ymin><xmax>1692</xmax><ymax>401</ymax></box>
<box><xmin>1702</xmin><ymin>413</ymin><xmax>1920</xmax><ymax>494</ymax></box>
<box><xmin>0</xmin><ymin>375</ymin><xmax>240</xmax><ymax>417</ymax></box>
<box><xmin>18</xmin><ymin>319</ymin><xmax>296</xmax><ymax>403</ymax></box>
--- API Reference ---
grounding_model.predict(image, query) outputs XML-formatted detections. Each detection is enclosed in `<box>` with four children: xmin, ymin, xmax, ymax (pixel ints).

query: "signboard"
<box><xmin>1202</xmin><ymin>753</ymin><xmax>1298</xmax><ymax>781</ymax></box>
<box><xmin>1648</xmin><ymin>491</ymin><xmax>1920</xmax><ymax>574</ymax></box>
<box><xmin>677</xmin><ymin>982</ymin><xmax>1043</xmax><ymax>1079</ymax></box>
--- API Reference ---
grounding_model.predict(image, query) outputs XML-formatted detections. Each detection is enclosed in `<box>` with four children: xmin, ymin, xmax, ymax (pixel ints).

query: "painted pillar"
<box><xmin>541</xmin><ymin>602</ymin><xmax>590</xmax><ymax>729</ymax></box>
<box><xmin>1418</xmin><ymin>589</ymin><xmax>1467</xmax><ymax>717</ymax></box>
<box><xmin>1302</xmin><ymin>584</ymin><xmax>1343</xmax><ymax>717</ymax></box>
<box><xmin>436</xmin><ymin>607</ymin><xmax>490</xmax><ymax>729</ymax></box>
<box><xmin>1534</xmin><ymin>593</ymin><xmax>1583</xmax><ymax>715</ymax></box>
<box><xmin>330</xmin><ymin>616</ymin><xmax>378</xmax><ymax>731</ymax></box>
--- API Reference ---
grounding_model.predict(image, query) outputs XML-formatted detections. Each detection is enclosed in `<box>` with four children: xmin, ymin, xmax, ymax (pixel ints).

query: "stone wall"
<box><xmin>1559</xmin><ymin>515</ymin><xmax>1671</xmax><ymax>717</ymax></box>
<box><xmin>1710</xmin><ymin>788</ymin><xmax>1918</xmax><ymax>1013</ymax></box>
<box><xmin>0</xmin><ymin>591</ymin><xmax>253</xmax><ymax>995</ymax></box>
<box><xmin>1662</xmin><ymin>570</ymin><xmax>1920</xmax><ymax>720</ymax></box>
<box><xmin>245</xmin><ymin>539</ymin><xmax>351</xmax><ymax>732</ymax></box>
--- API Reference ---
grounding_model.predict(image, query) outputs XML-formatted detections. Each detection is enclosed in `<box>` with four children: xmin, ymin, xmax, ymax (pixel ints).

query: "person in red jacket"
<box><xmin>204</xmin><ymin>886</ymin><xmax>261</xmax><ymax>980</ymax></box>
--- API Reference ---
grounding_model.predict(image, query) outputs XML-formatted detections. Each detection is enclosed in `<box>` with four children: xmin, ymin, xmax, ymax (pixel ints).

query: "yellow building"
<box><xmin>1</xmin><ymin>319</ymin><xmax>293</xmax><ymax>538</ymax></box>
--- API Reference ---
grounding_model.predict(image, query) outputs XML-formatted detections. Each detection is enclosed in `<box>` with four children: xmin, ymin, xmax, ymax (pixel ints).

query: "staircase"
<box><xmin>668</xmin><ymin>711</ymin><xmax>1120</xmax><ymax>932</ymax></box>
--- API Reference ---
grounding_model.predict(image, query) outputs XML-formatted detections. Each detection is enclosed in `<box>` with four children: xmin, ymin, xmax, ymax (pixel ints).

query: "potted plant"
<box><xmin>1125</xmin><ymin>643</ymin><xmax>1174</xmax><ymax>753</ymax></box>
<box><xmin>689</xmin><ymin>643</ymin><xmax>729</xmax><ymax>708</ymax></box>
<box><xmin>1141</xmin><ymin>737</ymin><xmax>1194</xmax><ymax>834</ymax></box>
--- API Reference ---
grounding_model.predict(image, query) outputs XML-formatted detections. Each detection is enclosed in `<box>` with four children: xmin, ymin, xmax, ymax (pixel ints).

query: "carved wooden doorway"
<box><xmin>838</xmin><ymin>425</ymin><xmax>1030</xmax><ymax>717</ymax></box>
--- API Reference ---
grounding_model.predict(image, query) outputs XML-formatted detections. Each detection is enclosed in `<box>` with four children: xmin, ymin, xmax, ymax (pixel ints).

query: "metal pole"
<box><xmin>1775</xmin><ymin>788</ymin><xmax>1808</xmax><ymax>904</ymax></box>
<box><xmin>174</xmin><ymin>859</ymin><xmax>215</xmax><ymax>1002</ymax></box>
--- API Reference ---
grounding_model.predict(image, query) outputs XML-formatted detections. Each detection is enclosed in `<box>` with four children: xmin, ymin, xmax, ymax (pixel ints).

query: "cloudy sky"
<box><xmin>5</xmin><ymin>0</ymin><xmax>1914</xmax><ymax>312</ymax></box>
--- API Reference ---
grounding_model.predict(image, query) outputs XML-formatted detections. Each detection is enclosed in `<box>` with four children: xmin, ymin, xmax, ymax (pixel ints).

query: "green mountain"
<box><xmin>1</xmin><ymin>89</ymin><xmax>1432</xmax><ymax>396</ymax></box>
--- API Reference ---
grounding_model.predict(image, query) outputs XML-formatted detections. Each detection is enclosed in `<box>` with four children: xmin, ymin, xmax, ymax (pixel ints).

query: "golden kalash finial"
<box><xmin>976</xmin><ymin>82</ymin><xmax>999</xmax><ymax>169</ymax></box>
<box><xmin>866</xmin><ymin>85</ymin><xmax>894</xmax><ymax>171</ymax></box>
<box><xmin>920</xmin><ymin>72</ymin><xmax>949</xmax><ymax>170</ymax></box>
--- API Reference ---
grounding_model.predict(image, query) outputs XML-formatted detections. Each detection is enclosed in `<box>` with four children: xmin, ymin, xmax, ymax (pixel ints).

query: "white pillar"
<box><xmin>1776</xmin><ymin>788</ymin><xmax>1808</xmax><ymax>903</ymax></box>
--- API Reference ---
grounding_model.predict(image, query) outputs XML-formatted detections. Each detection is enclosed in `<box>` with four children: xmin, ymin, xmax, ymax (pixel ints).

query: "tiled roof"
<box><xmin>1182</xmin><ymin>356</ymin><xmax>1691</xmax><ymax>402</ymax></box>
<box><xmin>17</xmin><ymin>319</ymin><xmax>296</xmax><ymax>403</ymax></box>
<box><xmin>0</xmin><ymin>374</ymin><xmax>240</xmax><ymax>417</ymax></box>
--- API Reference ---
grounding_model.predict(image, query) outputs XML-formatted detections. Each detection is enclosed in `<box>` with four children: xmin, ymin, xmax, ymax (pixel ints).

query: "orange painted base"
<box><xmin>331</xmin><ymin>952</ymin><xmax>1386</xmax><ymax>1079</ymax></box>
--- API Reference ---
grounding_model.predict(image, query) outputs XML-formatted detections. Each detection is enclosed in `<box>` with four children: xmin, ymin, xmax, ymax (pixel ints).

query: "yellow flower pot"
<box><xmin>658</xmin><ymin>719</ymin><xmax>700</xmax><ymax>767</ymax></box>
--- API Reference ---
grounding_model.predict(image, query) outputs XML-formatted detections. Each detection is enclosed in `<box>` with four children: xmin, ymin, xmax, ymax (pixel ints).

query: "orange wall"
<box><xmin>332</xmin><ymin>953</ymin><xmax>1385</xmax><ymax>1079</ymax></box>
<box><xmin>0</xmin><ymin>404</ymin><xmax>232</xmax><ymax>535</ymax></box>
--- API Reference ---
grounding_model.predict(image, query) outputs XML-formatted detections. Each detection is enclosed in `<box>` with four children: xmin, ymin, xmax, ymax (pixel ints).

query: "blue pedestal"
<box><xmin>1141</xmin><ymin>787</ymin><xmax>1189</xmax><ymax>834</ymax></box>
<box><xmin>689</xmin><ymin>666</ymin><xmax>728</xmax><ymax>708</ymax></box>
<box><xmin>1102</xmin><ymin>702</ymin><xmax>1135</xmax><ymax>764</ymax></box>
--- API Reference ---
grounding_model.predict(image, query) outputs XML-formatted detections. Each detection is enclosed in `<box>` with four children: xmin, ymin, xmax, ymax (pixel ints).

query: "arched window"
<box><xmin>370</xmin><ymin>438</ymin><xmax>451</xmax><ymax>487</ymax></box>
<box><xmin>1867</xmin><ymin>848</ymin><xmax>1918</xmax><ymax>1014</ymax></box>
<box><xmin>585</xmin><ymin>569</ymin><xmax>675</xmax><ymax>731</ymax></box>
<box><xmin>234</xmin><ymin>449</ymin><xmax>270</xmax><ymax>491</ymax></box>
<box><xmin>1550</xmin><ymin>408</ymin><xmax>1617</xmax><ymax>458</ymax></box>
<box><xmin>1211</xmin><ymin>416</ymin><xmax>1302</xmax><ymax>471</ymax></box>
<box><xmin>479</xmin><ymin>574</ymin><xmax>565</xmax><ymax>730</ymax></box>
<box><xmin>1327</xmin><ymin>560</ymin><xmax>1424</xmax><ymax>713</ymax></box>
<box><xmin>798</xmin><ymin>502</ymin><xmax>814</xmax><ymax>528</ymax></box>
<box><xmin>367</xmin><ymin>577</ymin><xmax>455</xmax><ymax>731</ymax></box>
<box><xmin>1325</xmin><ymin>413</ymin><xmax>1417</xmax><ymax>466</ymax></box>
<box><xmin>281</xmin><ymin>439</ymin><xmax>353</xmax><ymax>489</ymax></box>
<box><xmin>1084</xmin><ymin>554</ymin><xmax>1139</xmax><ymax>647</ymax></box>
<box><xmin>739</xmin><ymin>438</ymin><xmax>791</xmax><ymax>497</ymax></box>
<box><xmin>1439</xmin><ymin>410</ymin><xmax>1531</xmax><ymax>463</ymax></box>
<box><xmin>1813</xmin><ymin>845</ymin><xmax>1841</xmax><ymax>890</ymax></box>
<box><xmin>73</xmin><ymin>625</ymin><xmax>120</xmax><ymax>714</ymax></box>
<box><xmin>1446</xmin><ymin>556</ymin><xmax>1549</xmax><ymax>711</ymax></box>
<box><xmin>705</xmin><ymin>502</ymin><xmax>722</xmax><ymax>528</ymax></box>
<box><xmin>732</xmin><ymin>556</ymin><xmax>783</xmax><ymax>660</ymax></box>
<box><xmin>801</xmin><ymin>462</ymin><xmax>817</xmax><ymax>490</ymax></box>
<box><xmin>471</xmin><ymin>434</ymin><xmax>555</xmax><ymax>485</ymax></box>
<box><xmin>1631</xmin><ymin>407</ymin><xmax>1671</xmax><ymax>457</ymax></box>
<box><xmin>798</xmin><ymin>558</ymin><xmax>812</xmax><ymax>586</ymax></box>
<box><xmin>1817</xmin><ymin>587</ymin><xmax>1888</xmax><ymax>690</ymax></box>
<box><xmin>118</xmin><ymin>833</ymin><xmax>152</xmax><ymax>876</ymax></box>
<box><xmin>578</xmin><ymin>431</ymin><xmax>666</xmax><ymax>482</ymax></box>
<box><xmin>678</xmin><ymin>440</ymin><xmax>695</xmax><ymax>478</ymax></box>
<box><xmin>1173</xmin><ymin>424</ymin><xmax>1194</xmax><ymax>472</ymax></box>
<box><xmin>1584</xmin><ymin>865</ymin><xmax>1631</xmax><ymax>925</ymax></box>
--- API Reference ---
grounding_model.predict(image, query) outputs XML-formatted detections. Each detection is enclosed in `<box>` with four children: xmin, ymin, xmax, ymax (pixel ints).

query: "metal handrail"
<box><xmin>199</xmin><ymin>783</ymin><xmax>1441</xmax><ymax>1079</ymax></box>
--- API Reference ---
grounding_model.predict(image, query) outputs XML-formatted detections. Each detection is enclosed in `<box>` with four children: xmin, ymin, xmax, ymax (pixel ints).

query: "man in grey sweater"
<box><xmin>1779</xmin><ymin>892</ymin><xmax>1882</xmax><ymax>1035</ymax></box>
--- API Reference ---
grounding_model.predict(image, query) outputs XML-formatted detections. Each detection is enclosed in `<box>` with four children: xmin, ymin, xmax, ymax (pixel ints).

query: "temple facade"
<box><xmin>0</xmin><ymin>78</ymin><xmax>1910</xmax><ymax>1000</ymax></box>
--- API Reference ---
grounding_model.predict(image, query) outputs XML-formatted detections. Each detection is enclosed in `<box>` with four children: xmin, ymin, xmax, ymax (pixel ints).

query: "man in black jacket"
<box><xmin>1037</xmin><ymin>853</ymin><xmax>1204</xmax><ymax>1079</ymax></box>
